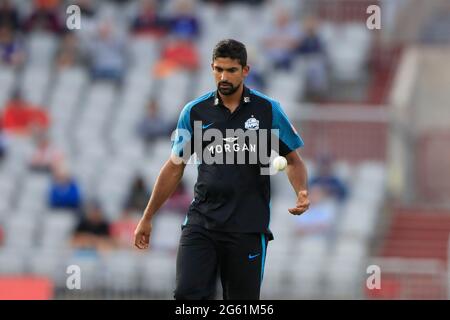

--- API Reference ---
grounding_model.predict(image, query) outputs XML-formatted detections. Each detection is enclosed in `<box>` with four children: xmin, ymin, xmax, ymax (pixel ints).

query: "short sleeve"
<box><xmin>271</xmin><ymin>101</ymin><xmax>304</xmax><ymax>156</ymax></box>
<box><xmin>171</xmin><ymin>104</ymin><xmax>194</xmax><ymax>159</ymax></box>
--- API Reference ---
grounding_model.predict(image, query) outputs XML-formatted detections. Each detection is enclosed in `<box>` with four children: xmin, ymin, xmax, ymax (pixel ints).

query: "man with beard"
<box><xmin>134</xmin><ymin>39</ymin><xmax>310</xmax><ymax>300</ymax></box>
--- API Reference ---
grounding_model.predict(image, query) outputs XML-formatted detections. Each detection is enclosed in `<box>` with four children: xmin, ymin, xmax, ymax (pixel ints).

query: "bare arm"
<box><xmin>285</xmin><ymin>150</ymin><xmax>310</xmax><ymax>215</ymax></box>
<box><xmin>285</xmin><ymin>150</ymin><xmax>308</xmax><ymax>194</ymax></box>
<box><xmin>134</xmin><ymin>154</ymin><xmax>186</xmax><ymax>249</ymax></box>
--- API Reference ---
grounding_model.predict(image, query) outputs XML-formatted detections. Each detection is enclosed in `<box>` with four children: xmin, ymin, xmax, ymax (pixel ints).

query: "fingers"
<box><xmin>296</xmin><ymin>198</ymin><xmax>310</xmax><ymax>207</ymax></box>
<box><xmin>288</xmin><ymin>206</ymin><xmax>309</xmax><ymax>215</ymax></box>
<box><xmin>134</xmin><ymin>232</ymin><xmax>150</xmax><ymax>250</ymax></box>
<box><xmin>289</xmin><ymin>194</ymin><xmax>310</xmax><ymax>215</ymax></box>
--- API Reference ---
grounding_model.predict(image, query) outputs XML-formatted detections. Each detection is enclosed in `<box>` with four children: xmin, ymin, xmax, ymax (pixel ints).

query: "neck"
<box><xmin>219</xmin><ymin>84</ymin><xmax>244</xmax><ymax>112</ymax></box>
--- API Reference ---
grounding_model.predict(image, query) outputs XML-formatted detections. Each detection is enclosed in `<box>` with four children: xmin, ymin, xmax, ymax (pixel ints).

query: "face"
<box><xmin>87</xmin><ymin>206</ymin><xmax>103</xmax><ymax>222</ymax></box>
<box><xmin>212</xmin><ymin>57</ymin><xmax>249</xmax><ymax>96</ymax></box>
<box><xmin>54</xmin><ymin>167</ymin><xmax>70</xmax><ymax>183</ymax></box>
<box><xmin>0</xmin><ymin>27</ymin><xmax>11</xmax><ymax>42</ymax></box>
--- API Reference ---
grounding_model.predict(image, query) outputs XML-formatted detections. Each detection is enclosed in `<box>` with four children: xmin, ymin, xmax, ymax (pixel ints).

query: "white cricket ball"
<box><xmin>273</xmin><ymin>156</ymin><xmax>287</xmax><ymax>171</ymax></box>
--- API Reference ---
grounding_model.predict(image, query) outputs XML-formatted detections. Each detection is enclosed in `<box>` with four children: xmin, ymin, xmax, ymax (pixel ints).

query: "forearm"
<box><xmin>285</xmin><ymin>151</ymin><xmax>308</xmax><ymax>195</ymax></box>
<box><xmin>142</xmin><ymin>157</ymin><xmax>185</xmax><ymax>221</ymax></box>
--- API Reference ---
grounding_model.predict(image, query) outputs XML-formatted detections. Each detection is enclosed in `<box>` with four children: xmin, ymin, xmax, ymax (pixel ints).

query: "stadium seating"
<box><xmin>0</xmin><ymin>0</ymin><xmax>405</xmax><ymax>299</ymax></box>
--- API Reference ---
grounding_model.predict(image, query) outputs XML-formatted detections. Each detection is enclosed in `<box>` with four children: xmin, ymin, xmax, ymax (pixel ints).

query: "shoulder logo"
<box><xmin>245</xmin><ymin>115</ymin><xmax>259</xmax><ymax>130</ymax></box>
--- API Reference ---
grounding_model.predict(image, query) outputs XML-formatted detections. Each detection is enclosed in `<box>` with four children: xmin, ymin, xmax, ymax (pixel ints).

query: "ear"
<box><xmin>211</xmin><ymin>63</ymin><xmax>214</xmax><ymax>71</ymax></box>
<box><xmin>243</xmin><ymin>65</ymin><xmax>250</xmax><ymax>77</ymax></box>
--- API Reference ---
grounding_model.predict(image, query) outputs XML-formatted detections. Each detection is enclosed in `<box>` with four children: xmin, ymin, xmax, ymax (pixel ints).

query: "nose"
<box><xmin>220</xmin><ymin>72</ymin><xmax>227</xmax><ymax>81</ymax></box>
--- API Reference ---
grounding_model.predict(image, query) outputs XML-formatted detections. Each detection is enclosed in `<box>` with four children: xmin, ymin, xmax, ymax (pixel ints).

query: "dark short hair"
<box><xmin>212</xmin><ymin>39</ymin><xmax>247</xmax><ymax>67</ymax></box>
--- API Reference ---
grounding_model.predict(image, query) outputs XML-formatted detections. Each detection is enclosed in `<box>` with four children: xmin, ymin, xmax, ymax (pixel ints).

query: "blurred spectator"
<box><xmin>48</xmin><ymin>165</ymin><xmax>82</xmax><ymax>210</ymax></box>
<box><xmin>124</xmin><ymin>175</ymin><xmax>151</xmax><ymax>213</ymax></box>
<box><xmin>131</xmin><ymin>0</ymin><xmax>168</xmax><ymax>37</ymax></box>
<box><xmin>296</xmin><ymin>16</ymin><xmax>324</xmax><ymax>56</ymax></box>
<box><xmin>137</xmin><ymin>98</ymin><xmax>175</xmax><ymax>144</ymax></box>
<box><xmin>76</xmin><ymin>0</ymin><xmax>96</xmax><ymax>18</ymax></box>
<box><xmin>29</xmin><ymin>131</ymin><xmax>64</xmax><ymax>172</ymax></box>
<box><xmin>55</xmin><ymin>31</ymin><xmax>84</xmax><ymax>70</ymax></box>
<box><xmin>73</xmin><ymin>0</ymin><xmax>98</xmax><ymax>46</ymax></box>
<box><xmin>1</xmin><ymin>90</ymin><xmax>50</xmax><ymax>136</ymax></box>
<box><xmin>295</xmin><ymin>15</ymin><xmax>329</xmax><ymax>101</ymax></box>
<box><xmin>169</xmin><ymin>0</ymin><xmax>200</xmax><ymax>40</ymax></box>
<box><xmin>0</xmin><ymin>126</ymin><xmax>7</xmax><ymax>161</ymax></box>
<box><xmin>294</xmin><ymin>184</ymin><xmax>338</xmax><ymax>238</ymax></box>
<box><xmin>112</xmin><ymin>173</ymin><xmax>151</xmax><ymax>249</ymax></box>
<box><xmin>0</xmin><ymin>25</ymin><xmax>26</xmax><ymax>67</ymax></box>
<box><xmin>110</xmin><ymin>0</ymin><xmax>128</xmax><ymax>4</ymax></box>
<box><xmin>0</xmin><ymin>140</ymin><xmax>5</xmax><ymax>161</ymax></box>
<box><xmin>244</xmin><ymin>65</ymin><xmax>266</xmax><ymax>91</ymax></box>
<box><xmin>0</xmin><ymin>0</ymin><xmax>20</xmax><ymax>30</ymax></box>
<box><xmin>110</xmin><ymin>210</ymin><xmax>140</xmax><ymax>249</ymax></box>
<box><xmin>262</xmin><ymin>8</ymin><xmax>301</xmax><ymax>71</ymax></box>
<box><xmin>244</xmin><ymin>47</ymin><xmax>267</xmax><ymax>91</ymax></box>
<box><xmin>71</xmin><ymin>201</ymin><xmax>114</xmax><ymax>252</ymax></box>
<box><xmin>420</xmin><ymin>10</ymin><xmax>450</xmax><ymax>44</ymax></box>
<box><xmin>88</xmin><ymin>20</ymin><xmax>127</xmax><ymax>84</ymax></box>
<box><xmin>153</xmin><ymin>36</ymin><xmax>199</xmax><ymax>78</ymax></box>
<box><xmin>163</xmin><ymin>179</ymin><xmax>192</xmax><ymax>214</ymax></box>
<box><xmin>309</xmin><ymin>154</ymin><xmax>348</xmax><ymax>202</ymax></box>
<box><xmin>23</xmin><ymin>0</ymin><xmax>63</xmax><ymax>34</ymax></box>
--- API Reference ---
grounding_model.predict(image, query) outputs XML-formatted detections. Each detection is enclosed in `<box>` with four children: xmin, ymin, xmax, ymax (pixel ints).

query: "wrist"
<box><xmin>142</xmin><ymin>212</ymin><xmax>153</xmax><ymax>222</ymax></box>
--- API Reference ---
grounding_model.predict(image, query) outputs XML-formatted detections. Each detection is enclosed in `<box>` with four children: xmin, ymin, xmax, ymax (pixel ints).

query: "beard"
<box><xmin>217</xmin><ymin>81</ymin><xmax>241</xmax><ymax>96</ymax></box>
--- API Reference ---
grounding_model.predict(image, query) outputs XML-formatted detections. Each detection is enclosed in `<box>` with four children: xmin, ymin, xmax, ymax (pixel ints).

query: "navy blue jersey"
<box><xmin>172</xmin><ymin>86</ymin><xmax>303</xmax><ymax>240</ymax></box>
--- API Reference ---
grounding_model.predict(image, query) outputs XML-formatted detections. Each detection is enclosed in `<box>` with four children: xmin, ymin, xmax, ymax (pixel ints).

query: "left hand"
<box><xmin>288</xmin><ymin>190</ymin><xmax>310</xmax><ymax>215</ymax></box>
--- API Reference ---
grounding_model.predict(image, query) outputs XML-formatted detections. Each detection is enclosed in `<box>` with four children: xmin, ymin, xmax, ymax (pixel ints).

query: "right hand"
<box><xmin>134</xmin><ymin>218</ymin><xmax>152</xmax><ymax>250</ymax></box>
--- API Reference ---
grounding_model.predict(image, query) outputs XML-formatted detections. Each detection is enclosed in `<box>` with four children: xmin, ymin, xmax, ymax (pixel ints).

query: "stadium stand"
<box><xmin>0</xmin><ymin>0</ymin><xmax>448</xmax><ymax>299</ymax></box>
